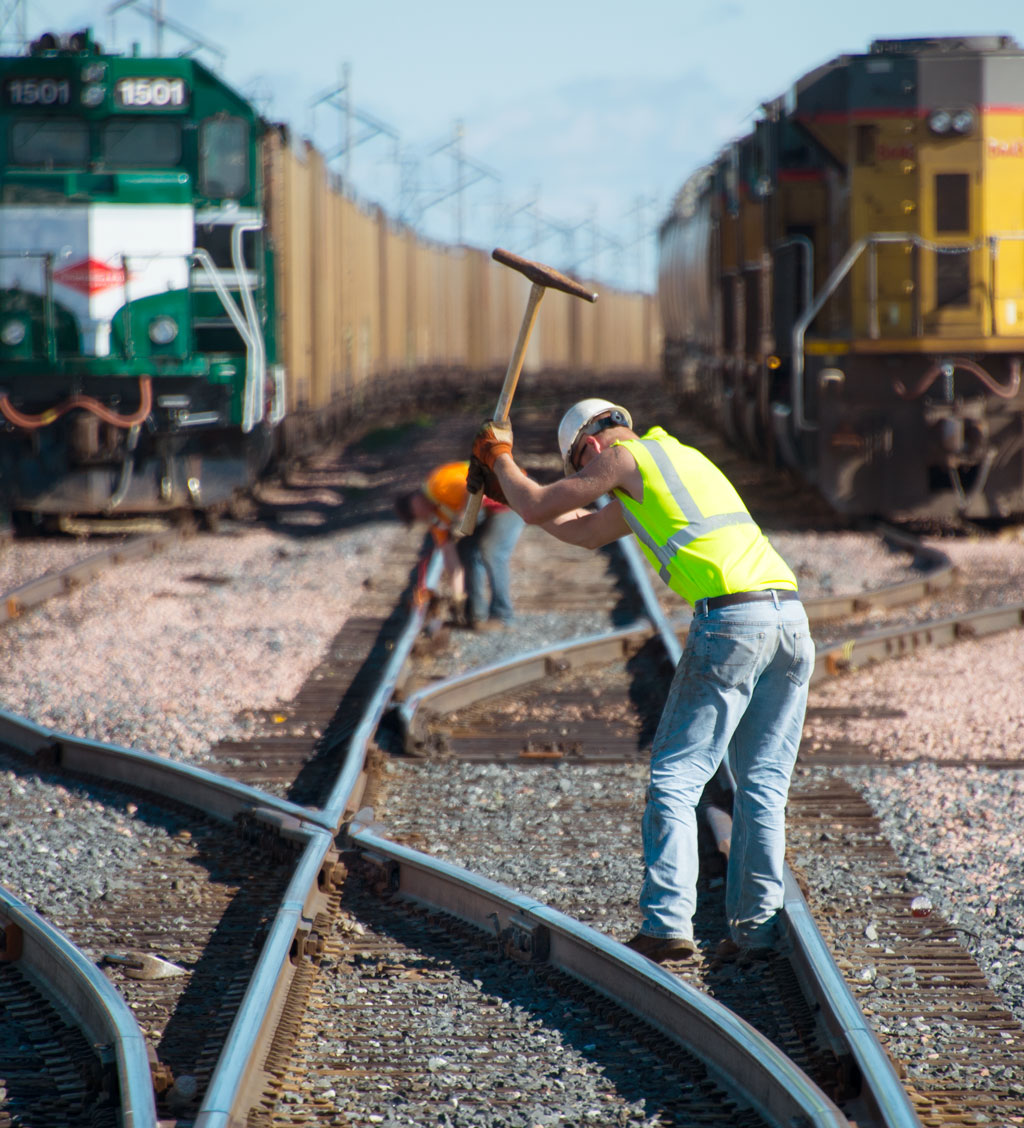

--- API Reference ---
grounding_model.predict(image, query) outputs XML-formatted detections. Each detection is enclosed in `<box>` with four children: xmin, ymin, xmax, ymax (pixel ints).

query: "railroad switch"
<box><xmin>102</xmin><ymin>951</ymin><xmax>187</xmax><ymax>980</ymax></box>
<box><xmin>319</xmin><ymin>854</ymin><xmax>354</xmax><ymax>892</ymax></box>
<box><xmin>291</xmin><ymin>928</ymin><xmax>325</xmax><ymax>963</ymax></box>
<box><xmin>147</xmin><ymin>1046</ymin><xmax>175</xmax><ymax>1095</ymax></box>
<box><xmin>357</xmin><ymin>850</ymin><xmax>401</xmax><ymax>896</ymax></box>
<box><xmin>500</xmin><ymin>914</ymin><xmax>550</xmax><ymax>964</ymax></box>
<box><xmin>0</xmin><ymin>919</ymin><xmax>23</xmax><ymax>961</ymax></box>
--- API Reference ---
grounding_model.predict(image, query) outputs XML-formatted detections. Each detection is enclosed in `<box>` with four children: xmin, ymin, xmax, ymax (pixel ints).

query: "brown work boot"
<box><xmin>625</xmin><ymin>932</ymin><xmax>698</xmax><ymax>963</ymax></box>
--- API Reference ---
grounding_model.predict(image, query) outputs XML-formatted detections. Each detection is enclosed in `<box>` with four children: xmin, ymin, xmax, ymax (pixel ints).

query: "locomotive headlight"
<box><xmin>80</xmin><ymin>84</ymin><xmax>105</xmax><ymax>108</ymax></box>
<box><xmin>148</xmin><ymin>316</ymin><xmax>179</xmax><ymax>345</ymax></box>
<box><xmin>0</xmin><ymin>319</ymin><xmax>26</xmax><ymax>347</ymax></box>
<box><xmin>928</xmin><ymin>109</ymin><xmax>952</xmax><ymax>134</ymax></box>
<box><xmin>952</xmin><ymin>109</ymin><xmax>975</xmax><ymax>135</ymax></box>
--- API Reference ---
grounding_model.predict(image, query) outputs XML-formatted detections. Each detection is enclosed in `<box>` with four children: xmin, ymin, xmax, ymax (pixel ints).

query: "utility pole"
<box><xmin>419</xmin><ymin>121</ymin><xmax>500</xmax><ymax>246</ymax></box>
<box><xmin>620</xmin><ymin>195</ymin><xmax>659</xmax><ymax>291</ymax></box>
<box><xmin>310</xmin><ymin>63</ymin><xmax>399</xmax><ymax>198</ymax></box>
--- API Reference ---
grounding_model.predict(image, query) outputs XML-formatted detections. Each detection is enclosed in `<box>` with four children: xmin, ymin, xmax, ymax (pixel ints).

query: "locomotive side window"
<box><xmin>935</xmin><ymin>173</ymin><xmax>969</xmax><ymax>232</ymax></box>
<box><xmin>10</xmin><ymin>120</ymin><xmax>89</xmax><ymax>167</ymax></box>
<box><xmin>934</xmin><ymin>173</ymin><xmax>970</xmax><ymax>308</ymax></box>
<box><xmin>102</xmin><ymin>120</ymin><xmax>182</xmax><ymax>167</ymax></box>
<box><xmin>199</xmin><ymin>116</ymin><xmax>249</xmax><ymax>199</ymax></box>
<box><xmin>856</xmin><ymin>124</ymin><xmax>877</xmax><ymax>165</ymax></box>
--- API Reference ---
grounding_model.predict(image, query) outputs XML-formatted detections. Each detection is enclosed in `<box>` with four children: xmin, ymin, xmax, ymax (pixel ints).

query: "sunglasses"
<box><xmin>570</xmin><ymin>413</ymin><xmax>617</xmax><ymax>471</ymax></box>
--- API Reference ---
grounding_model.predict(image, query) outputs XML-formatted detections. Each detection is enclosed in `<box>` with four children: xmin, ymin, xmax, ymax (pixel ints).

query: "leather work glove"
<box><xmin>467</xmin><ymin>455</ymin><xmax>508</xmax><ymax>505</ymax></box>
<box><xmin>472</xmin><ymin>419</ymin><xmax>513</xmax><ymax>470</ymax></box>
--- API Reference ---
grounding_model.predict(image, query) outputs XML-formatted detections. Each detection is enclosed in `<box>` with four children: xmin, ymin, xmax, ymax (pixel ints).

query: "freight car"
<box><xmin>0</xmin><ymin>31</ymin><xmax>658</xmax><ymax>527</ymax></box>
<box><xmin>658</xmin><ymin>35</ymin><xmax>1024</xmax><ymax>519</ymax></box>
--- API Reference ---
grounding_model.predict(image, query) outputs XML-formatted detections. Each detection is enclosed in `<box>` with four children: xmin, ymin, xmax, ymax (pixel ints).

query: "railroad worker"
<box><xmin>470</xmin><ymin>400</ymin><xmax>814</xmax><ymax>962</ymax></box>
<box><xmin>394</xmin><ymin>460</ymin><xmax>523</xmax><ymax>631</ymax></box>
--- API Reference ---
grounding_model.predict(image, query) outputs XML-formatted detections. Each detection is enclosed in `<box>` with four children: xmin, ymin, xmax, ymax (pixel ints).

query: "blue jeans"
<box><xmin>456</xmin><ymin>507</ymin><xmax>523</xmax><ymax>624</ymax></box>
<box><xmin>640</xmin><ymin>597</ymin><xmax>814</xmax><ymax>945</ymax></box>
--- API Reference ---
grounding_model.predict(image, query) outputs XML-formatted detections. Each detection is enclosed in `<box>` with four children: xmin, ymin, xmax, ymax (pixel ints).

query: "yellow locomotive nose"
<box><xmin>657</xmin><ymin>33</ymin><xmax>1024</xmax><ymax>520</ymax></box>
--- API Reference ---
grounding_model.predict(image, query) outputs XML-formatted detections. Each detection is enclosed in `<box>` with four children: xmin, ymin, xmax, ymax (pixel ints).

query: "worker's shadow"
<box><xmin>600</xmin><ymin>543</ymin><xmax>674</xmax><ymax>751</ymax></box>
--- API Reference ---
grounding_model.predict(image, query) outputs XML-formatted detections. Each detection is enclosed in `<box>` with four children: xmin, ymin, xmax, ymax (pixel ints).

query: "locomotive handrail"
<box><xmin>191</xmin><ymin>225</ymin><xmax>267</xmax><ymax>435</ymax></box>
<box><xmin>231</xmin><ymin>221</ymin><xmax>268</xmax><ymax>433</ymax></box>
<box><xmin>191</xmin><ymin>246</ymin><xmax>264</xmax><ymax>432</ymax></box>
<box><xmin>791</xmin><ymin>230</ymin><xmax>1024</xmax><ymax>434</ymax></box>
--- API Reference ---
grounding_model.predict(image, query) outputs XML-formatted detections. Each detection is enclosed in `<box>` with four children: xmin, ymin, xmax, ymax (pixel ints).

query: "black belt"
<box><xmin>694</xmin><ymin>589</ymin><xmax>800</xmax><ymax>615</ymax></box>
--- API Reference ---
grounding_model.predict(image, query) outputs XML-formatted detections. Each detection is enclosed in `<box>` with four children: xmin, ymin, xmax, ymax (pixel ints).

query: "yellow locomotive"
<box><xmin>658</xmin><ymin>35</ymin><xmax>1024</xmax><ymax>518</ymax></box>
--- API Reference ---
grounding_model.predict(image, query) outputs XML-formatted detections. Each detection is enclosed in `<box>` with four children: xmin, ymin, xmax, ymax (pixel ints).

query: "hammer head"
<box><xmin>492</xmin><ymin>248</ymin><xmax>597</xmax><ymax>303</ymax></box>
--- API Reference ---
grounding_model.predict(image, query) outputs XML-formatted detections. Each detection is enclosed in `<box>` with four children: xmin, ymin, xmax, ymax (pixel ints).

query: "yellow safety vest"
<box><xmin>612</xmin><ymin>427</ymin><xmax>798</xmax><ymax>605</ymax></box>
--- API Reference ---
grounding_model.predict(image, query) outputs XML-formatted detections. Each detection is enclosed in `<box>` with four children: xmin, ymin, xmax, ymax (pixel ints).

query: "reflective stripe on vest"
<box><xmin>617</xmin><ymin>438</ymin><xmax>755</xmax><ymax>583</ymax></box>
<box><xmin>612</xmin><ymin>429</ymin><xmax>796</xmax><ymax>600</ymax></box>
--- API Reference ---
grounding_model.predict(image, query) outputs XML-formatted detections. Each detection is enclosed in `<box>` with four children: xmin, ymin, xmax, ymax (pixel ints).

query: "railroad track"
<box><xmin>374</xmin><ymin>507</ymin><xmax>1024</xmax><ymax>1125</ymax></box>
<box><xmin>1</xmin><ymin>401</ymin><xmax>1022</xmax><ymax>1125</ymax></box>
<box><xmin>0</xmin><ymin>530</ymin><xmax>177</xmax><ymax>625</ymax></box>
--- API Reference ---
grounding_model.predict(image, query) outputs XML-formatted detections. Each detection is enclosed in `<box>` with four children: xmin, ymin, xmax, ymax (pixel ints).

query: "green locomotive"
<box><xmin>0</xmin><ymin>30</ymin><xmax>281</xmax><ymax>523</ymax></box>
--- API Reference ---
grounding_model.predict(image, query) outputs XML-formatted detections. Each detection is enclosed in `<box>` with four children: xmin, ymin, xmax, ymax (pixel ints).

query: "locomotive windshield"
<box><xmin>199</xmin><ymin>116</ymin><xmax>248</xmax><ymax>198</ymax></box>
<box><xmin>10</xmin><ymin>119</ymin><xmax>88</xmax><ymax>166</ymax></box>
<box><xmin>101</xmin><ymin>119</ymin><xmax>182</xmax><ymax>167</ymax></box>
<box><xmin>9</xmin><ymin>118</ymin><xmax>183</xmax><ymax>169</ymax></box>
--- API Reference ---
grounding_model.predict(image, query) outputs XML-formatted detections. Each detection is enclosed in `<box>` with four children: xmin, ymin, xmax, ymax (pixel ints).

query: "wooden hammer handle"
<box><xmin>458</xmin><ymin>281</ymin><xmax>546</xmax><ymax>538</ymax></box>
<box><xmin>457</xmin><ymin>250</ymin><xmax>597</xmax><ymax>539</ymax></box>
<box><xmin>492</xmin><ymin>247</ymin><xmax>598</xmax><ymax>303</ymax></box>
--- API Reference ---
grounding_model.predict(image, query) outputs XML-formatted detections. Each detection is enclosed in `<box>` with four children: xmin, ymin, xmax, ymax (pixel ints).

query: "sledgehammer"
<box><xmin>457</xmin><ymin>247</ymin><xmax>598</xmax><ymax>537</ymax></box>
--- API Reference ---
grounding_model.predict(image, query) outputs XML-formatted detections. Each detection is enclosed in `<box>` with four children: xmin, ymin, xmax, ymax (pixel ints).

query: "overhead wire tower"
<box><xmin>311</xmin><ymin>64</ymin><xmax>400</xmax><ymax>197</ymax></box>
<box><xmin>0</xmin><ymin>0</ymin><xmax>27</xmax><ymax>52</ymax></box>
<box><xmin>418</xmin><ymin>121</ymin><xmax>501</xmax><ymax>245</ymax></box>
<box><xmin>106</xmin><ymin>0</ymin><xmax>226</xmax><ymax>68</ymax></box>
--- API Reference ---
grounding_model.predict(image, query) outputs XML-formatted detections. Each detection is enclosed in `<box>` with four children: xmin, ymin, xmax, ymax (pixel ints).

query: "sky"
<box><xmin>5</xmin><ymin>1</ymin><xmax>1024</xmax><ymax>291</ymax></box>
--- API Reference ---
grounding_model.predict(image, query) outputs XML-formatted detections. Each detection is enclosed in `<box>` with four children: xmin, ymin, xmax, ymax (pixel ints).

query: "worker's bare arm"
<box><xmin>493</xmin><ymin>444</ymin><xmax>637</xmax><ymax>526</ymax></box>
<box><xmin>542</xmin><ymin>500</ymin><xmax>631</xmax><ymax>548</ymax></box>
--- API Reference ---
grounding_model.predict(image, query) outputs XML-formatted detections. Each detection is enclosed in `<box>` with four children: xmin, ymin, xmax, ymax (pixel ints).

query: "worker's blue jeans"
<box><xmin>457</xmin><ymin>506</ymin><xmax>523</xmax><ymax>624</ymax></box>
<box><xmin>639</xmin><ymin>597</ymin><xmax>814</xmax><ymax>946</ymax></box>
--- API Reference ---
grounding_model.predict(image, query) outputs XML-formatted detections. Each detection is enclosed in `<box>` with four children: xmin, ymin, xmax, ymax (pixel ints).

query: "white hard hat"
<box><xmin>557</xmin><ymin>398</ymin><xmax>633</xmax><ymax>475</ymax></box>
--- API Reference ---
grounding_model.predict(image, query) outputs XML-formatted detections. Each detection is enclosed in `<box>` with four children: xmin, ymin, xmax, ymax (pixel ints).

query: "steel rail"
<box><xmin>393</xmin><ymin>593</ymin><xmax>1021</xmax><ymax>752</ymax></box>
<box><xmin>346</xmin><ymin>815</ymin><xmax>848</xmax><ymax>1128</ymax></box>
<box><xmin>813</xmin><ymin>602</ymin><xmax>1024</xmax><ymax>681</ymax></box>
<box><xmin>193</xmin><ymin>823</ymin><xmax>336</xmax><ymax>1128</ymax></box>
<box><xmin>613</xmin><ymin>542</ymin><xmax>924</xmax><ymax>1127</ymax></box>
<box><xmin>0</xmin><ymin>531</ymin><xmax>177</xmax><ymax>625</ymax></box>
<box><xmin>0</xmin><ymin>708</ymin><xmax>335</xmax><ymax>833</ymax></box>
<box><xmin>0</xmin><ymin>707</ymin><xmax>340</xmax><ymax>1128</ymax></box>
<box><xmin>387</xmin><ymin>529</ymin><xmax>992</xmax><ymax>1126</ymax></box>
<box><xmin>0</xmin><ymin>884</ymin><xmax>157</xmax><ymax>1128</ymax></box>
<box><xmin>0</xmin><ymin>546</ymin><xmax>442</xmax><ymax>1127</ymax></box>
<box><xmin>319</xmin><ymin>549</ymin><xmax>444</xmax><ymax>826</ymax></box>
<box><xmin>393</xmin><ymin>620</ymin><xmax>653</xmax><ymax>752</ymax></box>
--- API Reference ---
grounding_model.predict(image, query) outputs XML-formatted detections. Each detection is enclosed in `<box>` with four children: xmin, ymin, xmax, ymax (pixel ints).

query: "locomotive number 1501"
<box><xmin>114</xmin><ymin>77</ymin><xmax>188</xmax><ymax>109</ymax></box>
<box><xmin>4</xmin><ymin>77</ymin><xmax>71</xmax><ymax>105</ymax></box>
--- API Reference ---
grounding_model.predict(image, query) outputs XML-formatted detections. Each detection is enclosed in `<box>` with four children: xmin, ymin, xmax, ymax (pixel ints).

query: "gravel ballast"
<box><xmin>2</xmin><ymin>512</ymin><xmax>1024</xmax><ymax>1107</ymax></box>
